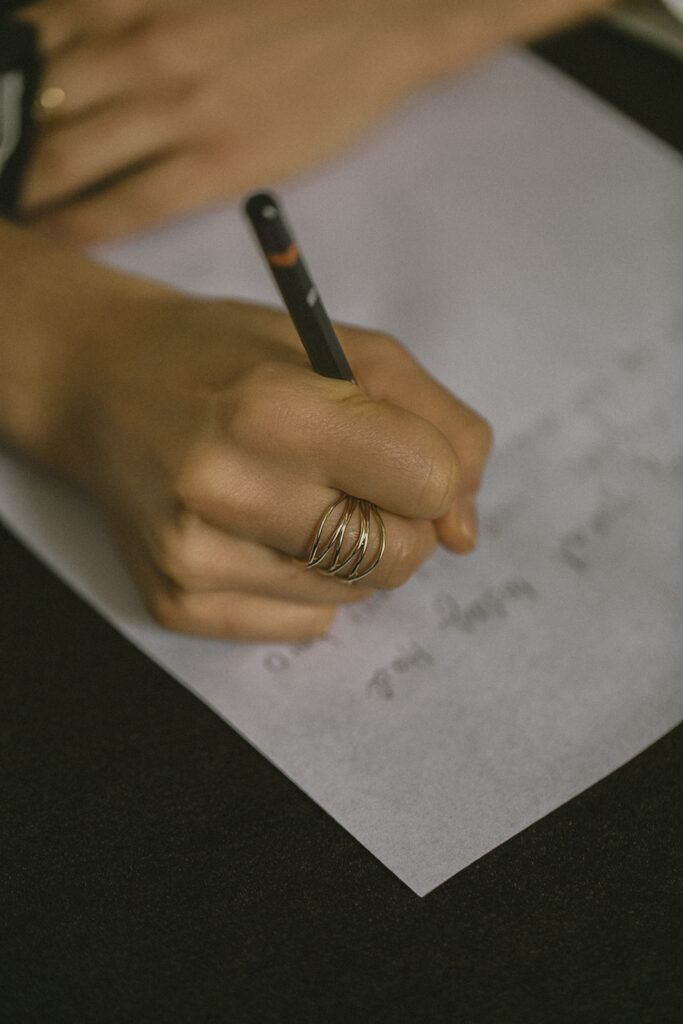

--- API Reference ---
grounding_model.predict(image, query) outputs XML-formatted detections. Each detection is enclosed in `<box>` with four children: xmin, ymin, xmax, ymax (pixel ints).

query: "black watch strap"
<box><xmin>0</xmin><ymin>12</ymin><xmax>42</xmax><ymax>217</ymax></box>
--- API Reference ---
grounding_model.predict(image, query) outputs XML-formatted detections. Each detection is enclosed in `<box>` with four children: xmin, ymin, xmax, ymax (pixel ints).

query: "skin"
<box><xmin>17</xmin><ymin>0</ymin><xmax>611</xmax><ymax>242</ymax></box>
<box><xmin>2</xmin><ymin>0</ymin><xmax>610</xmax><ymax>639</ymax></box>
<box><xmin>0</xmin><ymin>219</ymin><xmax>492</xmax><ymax>641</ymax></box>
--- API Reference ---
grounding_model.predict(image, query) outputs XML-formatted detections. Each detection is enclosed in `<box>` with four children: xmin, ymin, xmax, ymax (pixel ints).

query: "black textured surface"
<box><xmin>2</xmin><ymin>22</ymin><xmax>682</xmax><ymax>1024</ymax></box>
<box><xmin>533</xmin><ymin>19</ymin><xmax>683</xmax><ymax>154</ymax></box>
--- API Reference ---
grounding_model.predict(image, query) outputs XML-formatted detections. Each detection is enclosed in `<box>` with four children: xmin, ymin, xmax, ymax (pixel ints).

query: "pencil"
<box><xmin>243</xmin><ymin>191</ymin><xmax>356</xmax><ymax>383</ymax></box>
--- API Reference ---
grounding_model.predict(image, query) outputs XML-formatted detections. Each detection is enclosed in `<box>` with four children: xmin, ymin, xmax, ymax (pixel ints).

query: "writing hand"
<box><xmin>45</xmin><ymin>291</ymin><xmax>491</xmax><ymax>641</ymax></box>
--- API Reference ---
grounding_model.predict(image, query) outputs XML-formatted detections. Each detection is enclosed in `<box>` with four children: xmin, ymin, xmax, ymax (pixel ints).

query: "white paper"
<box><xmin>2</xmin><ymin>52</ymin><xmax>682</xmax><ymax>895</ymax></box>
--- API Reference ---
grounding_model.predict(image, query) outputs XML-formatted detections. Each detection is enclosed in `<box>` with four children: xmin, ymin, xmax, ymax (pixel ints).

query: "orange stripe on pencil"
<box><xmin>267</xmin><ymin>243</ymin><xmax>299</xmax><ymax>268</ymax></box>
<box><xmin>244</xmin><ymin>190</ymin><xmax>355</xmax><ymax>381</ymax></box>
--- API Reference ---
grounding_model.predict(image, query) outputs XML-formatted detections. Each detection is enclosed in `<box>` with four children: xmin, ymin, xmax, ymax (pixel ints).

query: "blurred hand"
<box><xmin>19</xmin><ymin>0</ymin><xmax>436</xmax><ymax>241</ymax></box>
<box><xmin>19</xmin><ymin>0</ymin><xmax>609</xmax><ymax>241</ymax></box>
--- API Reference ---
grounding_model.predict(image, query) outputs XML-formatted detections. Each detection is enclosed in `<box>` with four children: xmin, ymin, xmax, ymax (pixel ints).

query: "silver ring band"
<box><xmin>302</xmin><ymin>493</ymin><xmax>386</xmax><ymax>583</ymax></box>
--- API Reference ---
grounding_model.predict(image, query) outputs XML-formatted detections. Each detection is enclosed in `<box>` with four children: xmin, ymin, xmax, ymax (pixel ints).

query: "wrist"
<box><xmin>0</xmin><ymin>222</ymin><xmax>161</xmax><ymax>482</ymax></box>
<box><xmin>401</xmin><ymin>0</ymin><xmax>615</xmax><ymax>83</ymax></box>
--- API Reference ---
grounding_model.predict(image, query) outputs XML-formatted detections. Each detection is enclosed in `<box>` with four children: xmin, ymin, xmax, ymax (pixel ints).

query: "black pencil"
<box><xmin>243</xmin><ymin>191</ymin><xmax>356</xmax><ymax>383</ymax></box>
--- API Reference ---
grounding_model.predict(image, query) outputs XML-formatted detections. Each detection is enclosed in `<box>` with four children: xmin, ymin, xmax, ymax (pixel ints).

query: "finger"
<box><xmin>113</xmin><ymin>520</ymin><xmax>339</xmax><ymax>643</ymax></box>
<box><xmin>434</xmin><ymin>493</ymin><xmax>480</xmax><ymax>553</ymax></box>
<box><xmin>221</xmin><ymin>362</ymin><xmax>463</xmax><ymax>524</ymax></box>
<box><xmin>142</xmin><ymin>572</ymin><xmax>339</xmax><ymax>643</ymax></box>
<box><xmin>19</xmin><ymin>0</ymin><xmax>167</xmax><ymax>55</ymax></box>
<box><xmin>344</xmin><ymin>329</ymin><xmax>493</xmax><ymax>494</ymax></box>
<box><xmin>27</xmin><ymin>146</ymin><xmax>222</xmax><ymax>242</ymax></box>
<box><xmin>133</xmin><ymin>510</ymin><xmax>376</xmax><ymax>605</ymax></box>
<box><xmin>174</xmin><ymin>449</ymin><xmax>438</xmax><ymax>592</ymax></box>
<box><xmin>18</xmin><ymin>1</ymin><xmax>85</xmax><ymax>54</ymax></box>
<box><xmin>31</xmin><ymin>8</ymin><xmax>237</xmax><ymax>125</ymax></box>
<box><xmin>341</xmin><ymin>330</ymin><xmax>493</xmax><ymax>550</ymax></box>
<box><xmin>32</xmin><ymin>38</ymin><xmax>145</xmax><ymax>123</ymax></box>
<box><xmin>23</xmin><ymin>94</ymin><xmax>190</xmax><ymax>212</ymax></box>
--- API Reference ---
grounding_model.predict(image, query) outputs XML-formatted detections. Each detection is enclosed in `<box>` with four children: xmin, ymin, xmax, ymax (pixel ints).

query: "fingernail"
<box><xmin>458</xmin><ymin>494</ymin><xmax>478</xmax><ymax>548</ymax></box>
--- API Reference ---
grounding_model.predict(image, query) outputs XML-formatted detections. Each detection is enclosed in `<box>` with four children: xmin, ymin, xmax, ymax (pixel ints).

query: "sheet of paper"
<box><xmin>1</xmin><ymin>51</ymin><xmax>681</xmax><ymax>895</ymax></box>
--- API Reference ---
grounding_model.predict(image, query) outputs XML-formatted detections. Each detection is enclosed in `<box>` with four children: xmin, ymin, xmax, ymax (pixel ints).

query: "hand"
<box><xmin>19</xmin><ymin>0</ymin><xmax>609</xmax><ymax>242</ymax></box>
<box><xmin>19</xmin><ymin>0</ymin><xmax>436</xmax><ymax>242</ymax></box>
<box><xmin>51</xmin><ymin>290</ymin><xmax>491</xmax><ymax>642</ymax></box>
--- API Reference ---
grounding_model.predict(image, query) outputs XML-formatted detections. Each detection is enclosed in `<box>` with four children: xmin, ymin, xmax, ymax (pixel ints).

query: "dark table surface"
<box><xmin>2</xmin><ymin>19</ymin><xmax>682</xmax><ymax>1024</ymax></box>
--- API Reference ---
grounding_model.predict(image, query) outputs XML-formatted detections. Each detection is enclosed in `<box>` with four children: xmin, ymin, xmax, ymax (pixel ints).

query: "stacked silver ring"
<box><xmin>302</xmin><ymin>493</ymin><xmax>386</xmax><ymax>583</ymax></box>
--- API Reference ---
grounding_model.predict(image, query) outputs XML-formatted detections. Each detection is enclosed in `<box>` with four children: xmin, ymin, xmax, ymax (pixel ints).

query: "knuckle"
<box><xmin>34</xmin><ymin>137</ymin><xmax>72</xmax><ymax>189</ymax></box>
<box><xmin>153</xmin><ymin>518</ymin><xmax>204</xmax><ymax>592</ymax></box>
<box><xmin>230</xmin><ymin>362</ymin><xmax>303</xmax><ymax>451</ymax></box>
<box><xmin>174</xmin><ymin>445</ymin><xmax>263</xmax><ymax>538</ymax></box>
<box><xmin>145</xmin><ymin>585</ymin><xmax>192</xmax><ymax>634</ymax></box>
<box><xmin>173</xmin><ymin>80</ymin><xmax>217</xmax><ymax>135</ymax></box>
<box><xmin>292</xmin><ymin>607</ymin><xmax>337</xmax><ymax>641</ymax></box>
<box><xmin>173</xmin><ymin>447</ymin><xmax>215</xmax><ymax>512</ymax></box>
<box><xmin>133</xmin><ymin>19</ymin><xmax>185</xmax><ymax>76</ymax></box>
<box><xmin>417</xmin><ymin>435</ymin><xmax>461</xmax><ymax>518</ymax></box>
<box><xmin>349</xmin><ymin>329</ymin><xmax>405</xmax><ymax>379</ymax></box>
<box><xmin>380</xmin><ymin>533</ymin><xmax>424</xmax><ymax>590</ymax></box>
<box><xmin>366</xmin><ymin>330</ymin><xmax>402</xmax><ymax>358</ymax></box>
